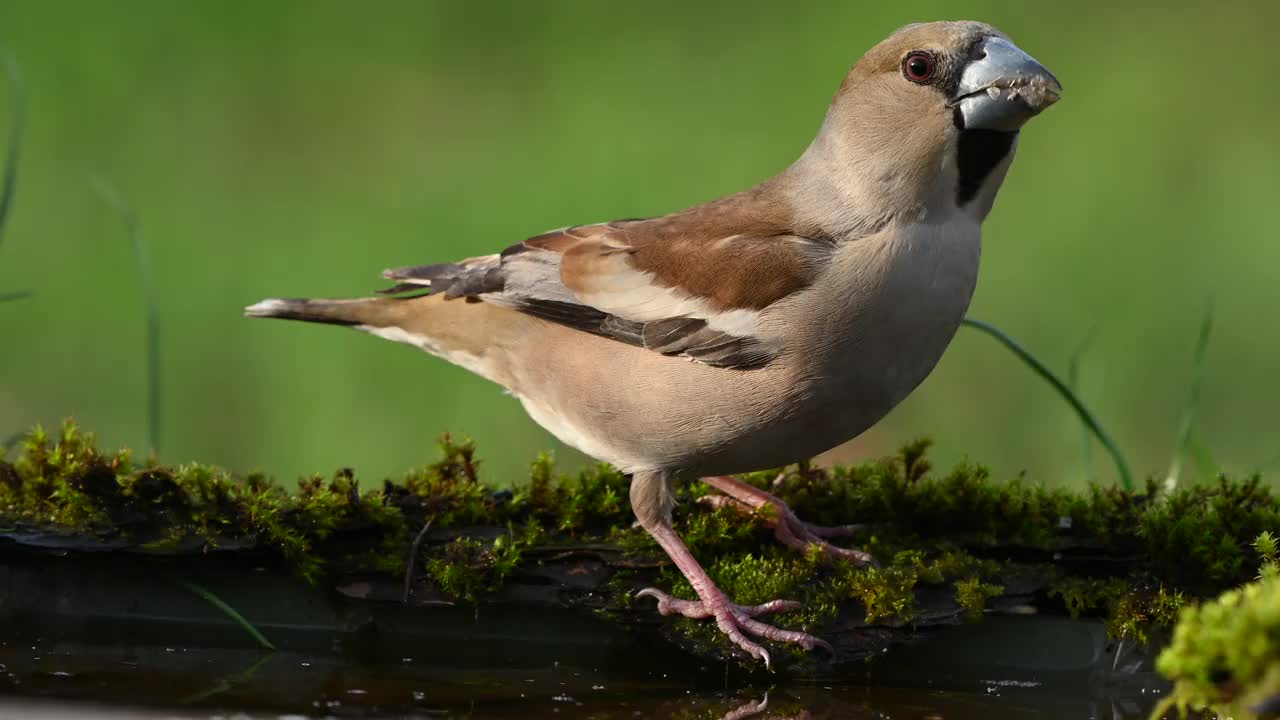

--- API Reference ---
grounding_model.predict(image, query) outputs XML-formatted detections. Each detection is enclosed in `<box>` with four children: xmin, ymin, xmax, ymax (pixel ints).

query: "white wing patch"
<box><xmin>570</xmin><ymin>252</ymin><xmax>762</xmax><ymax>335</ymax></box>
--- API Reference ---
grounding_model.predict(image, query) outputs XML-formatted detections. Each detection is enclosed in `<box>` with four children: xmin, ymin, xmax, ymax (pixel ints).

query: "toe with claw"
<box><xmin>699</xmin><ymin>475</ymin><xmax>877</xmax><ymax>567</ymax></box>
<box><xmin>636</xmin><ymin>586</ymin><xmax>834</xmax><ymax>667</ymax></box>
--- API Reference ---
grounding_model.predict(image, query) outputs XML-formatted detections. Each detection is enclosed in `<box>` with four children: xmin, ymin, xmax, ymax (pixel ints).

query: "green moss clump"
<box><xmin>4</xmin><ymin>421</ymin><xmax>1280</xmax><ymax>670</ymax></box>
<box><xmin>768</xmin><ymin>440</ymin><xmax>1277</xmax><ymax>592</ymax></box>
<box><xmin>425</xmin><ymin>535</ymin><xmax>523</xmax><ymax>604</ymax></box>
<box><xmin>1048</xmin><ymin>577</ymin><xmax>1185</xmax><ymax>645</ymax></box>
<box><xmin>1154</xmin><ymin>536</ymin><xmax>1280</xmax><ymax>719</ymax></box>
<box><xmin>838</xmin><ymin>549</ymin><xmax>1004</xmax><ymax>625</ymax></box>
<box><xmin>514</xmin><ymin>455</ymin><xmax>632</xmax><ymax>533</ymax></box>
<box><xmin>1255</xmin><ymin>531</ymin><xmax>1279</xmax><ymax>581</ymax></box>
<box><xmin>844</xmin><ymin>559</ymin><xmax>921</xmax><ymax>625</ymax></box>
<box><xmin>0</xmin><ymin>421</ymin><xmax>411</xmax><ymax>582</ymax></box>
<box><xmin>401</xmin><ymin>434</ymin><xmax>493</xmax><ymax>526</ymax></box>
<box><xmin>1152</xmin><ymin>534</ymin><xmax>1280</xmax><ymax>718</ymax></box>
<box><xmin>954</xmin><ymin>577</ymin><xmax>1005</xmax><ymax>620</ymax></box>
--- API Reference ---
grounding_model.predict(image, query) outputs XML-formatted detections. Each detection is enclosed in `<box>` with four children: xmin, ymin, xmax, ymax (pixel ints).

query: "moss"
<box><xmin>834</xmin><ymin>549</ymin><xmax>1004</xmax><ymax>625</ymax></box>
<box><xmin>401</xmin><ymin>434</ymin><xmax>494</xmax><ymax>526</ymax></box>
<box><xmin>3</xmin><ymin>421</ymin><xmax>1279</xmax><ymax>670</ymax></box>
<box><xmin>512</xmin><ymin>455</ymin><xmax>632</xmax><ymax>533</ymax></box>
<box><xmin>844</xmin><ymin>559</ymin><xmax>920</xmax><ymax>625</ymax></box>
<box><xmin>425</xmin><ymin>534</ymin><xmax>523</xmax><ymax>604</ymax></box>
<box><xmin>954</xmin><ymin>577</ymin><xmax>1004</xmax><ymax>620</ymax></box>
<box><xmin>1154</xmin><ymin>536</ymin><xmax>1280</xmax><ymax>719</ymax></box>
<box><xmin>1048</xmin><ymin>576</ymin><xmax>1186</xmax><ymax>645</ymax></box>
<box><xmin>0</xmin><ymin>421</ymin><xmax>410</xmax><ymax>583</ymax></box>
<box><xmin>1255</xmin><ymin>531</ymin><xmax>1279</xmax><ymax>582</ymax></box>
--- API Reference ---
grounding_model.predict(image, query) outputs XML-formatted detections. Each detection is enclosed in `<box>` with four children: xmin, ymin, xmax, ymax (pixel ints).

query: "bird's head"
<box><xmin>795</xmin><ymin>21</ymin><xmax>1061</xmax><ymax>226</ymax></box>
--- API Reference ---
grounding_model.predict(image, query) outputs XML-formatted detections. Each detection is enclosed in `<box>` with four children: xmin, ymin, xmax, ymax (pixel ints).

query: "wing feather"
<box><xmin>380</xmin><ymin>191</ymin><xmax>843</xmax><ymax>368</ymax></box>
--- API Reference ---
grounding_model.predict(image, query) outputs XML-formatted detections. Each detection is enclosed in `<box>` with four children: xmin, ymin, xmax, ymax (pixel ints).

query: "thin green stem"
<box><xmin>1186</xmin><ymin>428</ymin><xmax>1218</xmax><ymax>480</ymax></box>
<box><xmin>177</xmin><ymin>580</ymin><xmax>276</xmax><ymax>651</ymax></box>
<box><xmin>92</xmin><ymin>179</ymin><xmax>161</xmax><ymax>457</ymax></box>
<box><xmin>1164</xmin><ymin>298</ymin><xmax>1214</xmax><ymax>491</ymax></box>
<box><xmin>0</xmin><ymin>49</ymin><xmax>23</xmax><ymax>252</ymax></box>
<box><xmin>962</xmin><ymin>317</ymin><xmax>1133</xmax><ymax>490</ymax></box>
<box><xmin>1067</xmin><ymin>326</ymin><xmax>1098</xmax><ymax>481</ymax></box>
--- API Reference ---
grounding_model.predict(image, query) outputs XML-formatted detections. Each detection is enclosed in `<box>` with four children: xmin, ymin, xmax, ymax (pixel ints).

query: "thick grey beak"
<box><xmin>954</xmin><ymin>37</ymin><xmax>1062</xmax><ymax>132</ymax></box>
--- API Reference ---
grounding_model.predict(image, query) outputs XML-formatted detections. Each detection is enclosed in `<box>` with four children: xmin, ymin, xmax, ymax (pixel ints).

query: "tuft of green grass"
<box><xmin>1164</xmin><ymin>298</ymin><xmax>1215</xmax><ymax>492</ymax></box>
<box><xmin>962</xmin><ymin>317</ymin><xmax>1134</xmax><ymax>491</ymax></box>
<box><xmin>91</xmin><ymin>180</ymin><xmax>161</xmax><ymax>457</ymax></box>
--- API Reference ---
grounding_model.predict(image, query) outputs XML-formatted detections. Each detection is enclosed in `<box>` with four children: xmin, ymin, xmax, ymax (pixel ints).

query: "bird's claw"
<box><xmin>698</xmin><ymin>490</ymin><xmax>875</xmax><ymax>567</ymax></box>
<box><xmin>636</xmin><ymin>587</ymin><xmax>830</xmax><ymax>666</ymax></box>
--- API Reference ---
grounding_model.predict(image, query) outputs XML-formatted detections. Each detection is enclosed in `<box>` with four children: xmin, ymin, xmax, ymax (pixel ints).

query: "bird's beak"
<box><xmin>953</xmin><ymin>36</ymin><xmax>1062</xmax><ymax>132</ymax></box>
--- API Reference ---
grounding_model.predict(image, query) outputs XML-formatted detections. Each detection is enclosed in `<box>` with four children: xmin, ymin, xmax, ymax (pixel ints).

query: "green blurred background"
<box><xmin>0</xmin><ymin>1</ymin><xmax>1276</xmax><ymax>489</ymax></box>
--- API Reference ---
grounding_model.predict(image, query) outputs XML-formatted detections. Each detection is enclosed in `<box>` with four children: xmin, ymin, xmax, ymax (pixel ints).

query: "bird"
<box><xmin>245</xmin><ymin>20</ymin><xmax>1060</xmax><ymax>667</ymax></box>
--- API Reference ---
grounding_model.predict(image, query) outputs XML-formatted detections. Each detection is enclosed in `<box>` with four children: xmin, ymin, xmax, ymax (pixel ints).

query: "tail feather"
<box><xmin>244</xmin><ymin>297</ymin><xmax>399</xmax><ymax>327</ymax></box>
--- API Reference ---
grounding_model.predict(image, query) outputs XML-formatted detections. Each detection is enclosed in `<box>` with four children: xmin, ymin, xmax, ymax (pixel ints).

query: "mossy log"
<box><xmin>1</xmin><ymin>422</ymin><xmax>1277</xmax><ymax>676</ymax></box>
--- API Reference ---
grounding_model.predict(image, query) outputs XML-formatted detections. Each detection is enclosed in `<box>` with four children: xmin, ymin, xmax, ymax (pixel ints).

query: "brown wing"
<box><xmin>382</xmin><ymin>193</ymin><xmax>837</xmax><ymax>368</ymax></box>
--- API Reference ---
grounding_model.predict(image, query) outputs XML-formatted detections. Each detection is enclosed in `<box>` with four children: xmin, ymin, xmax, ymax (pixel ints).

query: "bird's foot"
<box><xmin>699</xmin><ymin>476</ymin><xmax>877</xmax><ymax>567</ymax></box>
<box><xmin>636</xmin><ymin>586</ymin><xmax>833</xmax><ymax>668</ymax></box>
<box><xmin>718</xmin><ymin>693</ymin><xmax>769</xmax><ymax>720</ymax></box>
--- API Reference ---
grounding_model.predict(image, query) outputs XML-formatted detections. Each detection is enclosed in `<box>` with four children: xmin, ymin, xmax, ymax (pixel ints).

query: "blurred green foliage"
<box><xmin>0</xmin><ymin>1</ymin><xmax>1276</xmax><ymax>488</ymax></box>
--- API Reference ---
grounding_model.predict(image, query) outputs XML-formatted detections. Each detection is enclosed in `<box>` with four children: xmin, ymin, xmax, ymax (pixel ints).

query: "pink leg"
<box><xmin>636</xmin><ymin>520</ymin><xmax>833</xmax><ymax>668</ymax></box>
<box><xmin>701</xmin><ymin>475</ymin><xmax>876</xmax><ymax>566</ymax></box>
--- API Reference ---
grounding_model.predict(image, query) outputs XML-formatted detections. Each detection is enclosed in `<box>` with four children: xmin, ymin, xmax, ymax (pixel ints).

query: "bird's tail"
<box><xmin>243</xmin><ymin>296</ymin><xmax>403</xmax><ymax>327</ymax></box>
<box><xmin>243</xmin><ymin>291</ymin><xmax>527</xmax><ymax>388</ymax></box>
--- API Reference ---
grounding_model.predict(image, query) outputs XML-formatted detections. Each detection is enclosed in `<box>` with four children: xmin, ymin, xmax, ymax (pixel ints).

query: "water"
<box><xmin>0</xmin><ymin>616</ymin><xmax>1178</xmax><ymax>719</ymax></box>
<box><xmin>0</xmin><ymin>551</ymin><xmax>1184</xmax><ymax>718</ymax></box>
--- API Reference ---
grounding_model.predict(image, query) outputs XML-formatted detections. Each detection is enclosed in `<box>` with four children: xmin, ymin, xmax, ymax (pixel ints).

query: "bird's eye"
<box><xmin>902</xmin><ymin>51</ymin><xmax>935</xmax><ymax>84</ymax></box>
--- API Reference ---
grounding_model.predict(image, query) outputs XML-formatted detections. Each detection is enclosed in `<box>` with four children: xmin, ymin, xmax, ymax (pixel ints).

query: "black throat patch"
<box><xmin>954</xmin><ymin>121</ymin><xmax>1017</xmax><ymax>207</ymax></box>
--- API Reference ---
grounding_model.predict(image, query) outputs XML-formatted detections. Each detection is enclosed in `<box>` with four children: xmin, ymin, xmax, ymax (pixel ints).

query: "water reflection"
<box><xmin>0</xmin><ymin>640</ymin><xmax>1185</xmax><ymax>719</ymax></box>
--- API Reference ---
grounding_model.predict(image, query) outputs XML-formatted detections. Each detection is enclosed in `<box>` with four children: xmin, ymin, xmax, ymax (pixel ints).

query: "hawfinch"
<box><xmin>247</xmin><ymin>20</ymin><xmax>1061</xmax><ymax>666</ymax></box>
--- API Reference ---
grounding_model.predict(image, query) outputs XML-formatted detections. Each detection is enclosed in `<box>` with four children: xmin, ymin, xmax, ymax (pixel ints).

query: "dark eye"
<box><xmin>902</xmin><ymin>51</ymin><xmax>935</xmax><ymax>84</ymax></box>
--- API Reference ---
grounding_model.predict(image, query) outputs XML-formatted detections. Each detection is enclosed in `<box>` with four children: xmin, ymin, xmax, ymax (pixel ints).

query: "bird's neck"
<box><xmin>778</xmin><ymin>120</ymin><xmax>1019</xmax><ymax>236</ymax></box>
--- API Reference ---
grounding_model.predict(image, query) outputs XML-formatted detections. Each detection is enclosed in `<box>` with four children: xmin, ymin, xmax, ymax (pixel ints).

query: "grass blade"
<box><xmin>92</xmin><ymin>179</ymin><xmax>161</xmax><ymax>457</ymax></box>
<box><xmin>962</xmin><ymin>317</ymin><xmax>1133</xmax><ymax>490</ymax></box>
<box><xmin>177</xmin><ymin>580</ymin><xmax>276</xmax><ymax>651</ymax></box>
<box><xmin>0</xmin><ymin>49</ymin><xmax>23</xmax><ymax>252</ymax></box>
<box><xmin>1187</xmin><ymin>428</ymin><xmax>1218</xmax><ymax>480</ymax></box>
<box><xmin>1163</xmin><ymin>298</ymin><xmax>1215</xmax><ymax>491</ymax></box>
<box><xmin>1067</xmin><ymin>326</ymin><xmax>1098</xmax><ymax>481</ymax></box>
